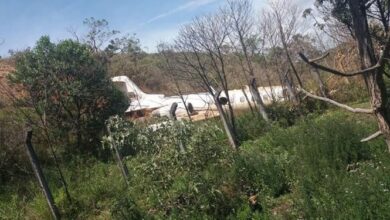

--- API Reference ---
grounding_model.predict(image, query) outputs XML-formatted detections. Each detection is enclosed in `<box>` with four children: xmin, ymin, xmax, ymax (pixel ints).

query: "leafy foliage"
<box><xmin>10</xmin><ymin>36</ymin><xmax>128</xmax><ymax>154</ymax></box>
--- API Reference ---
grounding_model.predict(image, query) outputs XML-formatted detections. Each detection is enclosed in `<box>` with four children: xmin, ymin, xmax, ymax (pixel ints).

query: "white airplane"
<box><xmin>111</xmin><ymin>76</ymin><xmax>285</xmax><ymax>121</ymax></box>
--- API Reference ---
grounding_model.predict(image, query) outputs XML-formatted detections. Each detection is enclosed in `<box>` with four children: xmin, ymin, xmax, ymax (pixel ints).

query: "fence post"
<box><xmin>25</xmin><ymin>129</ymin><xmax>61</xmax><ymax>220</ymax></box>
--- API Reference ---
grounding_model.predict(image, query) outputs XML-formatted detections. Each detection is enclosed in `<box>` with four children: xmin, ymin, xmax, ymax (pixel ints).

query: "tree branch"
<box><xmin>361</xmin><ymin>130</ymin><xmax>383</xmax><ymax>142</ymax></box>
<box><xmin>298</xmin><ymin>87</ymin><xmax>375</xmax><ymax>114</ymax></box>
<box><xmin>309</xmin><ymin>52</ymin><xmax>330</xmax><ymax>63</ymax></box>
<box><xmin>298</xmin><ymin>52</ymin><xmax>381</xmax><ymax>77</ymax></box>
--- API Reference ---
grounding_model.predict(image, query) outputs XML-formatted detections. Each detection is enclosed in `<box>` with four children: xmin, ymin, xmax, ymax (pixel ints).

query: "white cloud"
<box><xmin>142</xmin><ymin>0</ymin><xmax>218</xmax><ymax>26</ymax></box>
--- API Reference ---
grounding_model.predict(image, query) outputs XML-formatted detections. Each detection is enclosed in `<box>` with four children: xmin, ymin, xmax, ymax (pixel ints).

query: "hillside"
<box><xmin>0</xmin><ymin>61</ymin><xmax>15</xmax><ymax>106</ymax></box>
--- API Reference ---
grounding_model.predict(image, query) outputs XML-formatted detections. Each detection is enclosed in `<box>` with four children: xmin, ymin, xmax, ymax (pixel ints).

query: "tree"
<box><xmin>259</xmin><ymin>2</ymin><xmax>299</xmax><ymax>103</ymax></box>
<box><xmin>270</xmin><ymin>0</ymin><xmax>304</xmax><ymax>89</ymax></box>
<box><xmin>300</xmin><ymin>0</ymin><xmax>390</xmax><ymax>152</ymax></box>
<box><xmin>11</xmin><ymin>36</ymin><xmax>128</xmax><ymax>154</ymax></box>
<box><xmin>170</xmin><ymin>13</ymin><xmax>240</xmax><ymax>149</ymax></box>
<box><xmin>106</xmin><ymin>35</ymin><xmax>147</xmax><ymax>80</ymax></box>
<box><xmin>225</xmin><ymin>0</ymin><xmax>269</xmax><ymax>122</ymax></box>
<box><xmin>158</xmin><ymin>43</ymin><xmax>193</xmax><ymax>121</ymax></box>
<box><xmin>82</xmin><ymin>17</ymin><xmax>120</xmax><ymax>53</ymax></box>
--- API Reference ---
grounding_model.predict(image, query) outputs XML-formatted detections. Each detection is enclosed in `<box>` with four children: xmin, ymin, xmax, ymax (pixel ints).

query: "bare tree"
<box><xmin>266</xmin><ymin>0</ymin><xmax>305</xmax><ymax>102</ymax></box>
<box><xmin>300</xmin><ymin>0</ymin><xmax>390</xmax><ymax>152</ymax></box>
<box><xmin>225</xmin><ymin>0</ymin><xmax>269</xmax><ymax>122</ymax></box>
<box><xmin>259</xmin><ymin>6</ymin><xmax>299</xmax><ymax>103</ymax></box>
<box><xmin>171</xmin><ymin>13</ymin><xmax>239</xmax><ymax>149</ymax></box>
<box><xmin>158</xmin><ymin>43</ymin><xmax>193</xmax><ymax>121</ymax></box>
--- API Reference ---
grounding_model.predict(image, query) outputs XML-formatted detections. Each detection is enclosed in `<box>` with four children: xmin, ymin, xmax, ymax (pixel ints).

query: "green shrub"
<box><xmin>11</xmin><ymin>36</ymin><xmax>128</xmax><ymax>156</ymax></box>
<box><xmin>122</xmin><ymin>120</ymin><xmax>239</xmax><ymax>219</ymax></box>
<box><xmin>262</xmin><ymin>112</ymin><xmax>389</xmax><ymax>219</ymax></box>
<box><xmin>110</xmin><ymin>196</ymin><xmax>145</xmax><ymax>220</ymax></box>
<box><xmin>236</xmin><ymin>112</ymin><xmax>269</xmax><ymax>142</ymax></box>
<box><xmin>235</xmin><ymin>143</ymin><xmax>290</xmax><ymax>198</ymax></box>
<box><xmin>3</xmin><ymin>109</ymin><xmax>390</xmax><ymax>219</ymax></box>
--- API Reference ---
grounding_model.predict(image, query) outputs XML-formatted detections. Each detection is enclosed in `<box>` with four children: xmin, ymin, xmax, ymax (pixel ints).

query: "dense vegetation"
<box><xmin>1</xmin><ymin>0</ymin><xmax>390</xmax><ymax>219</ymax></box>
<box><xmin>1</xmin><ymin>105</ymin><xmax>390</xmax><ymax>219</ymax></box>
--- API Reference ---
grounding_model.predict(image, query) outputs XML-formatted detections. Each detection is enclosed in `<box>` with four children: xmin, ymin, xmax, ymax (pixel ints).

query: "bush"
<box><xmin>290</xmin><ymin>113</ymin><xmax>389</xmax><ymax>219</ymax></box>
<box><xmin>253</xmin><ymin>111</ymin><xmax>390</xmax><ymax>219</ymax></box>
<box><xmin>269</xmin><ymin>99</ymin><xmax>327</xmax><ymax>125</ymax></box>
<box><xmin>114</xmin><ymin>119</ymin><xmax>239</xmax><ymax>219</ymax></box>
<box><xmin>2</xmin><ymin>109</ymin><xmax>390</xmax><ymax>219</ymax></box>
<box><xmin>236</xmin><ymin>112</ymin><xmax>269</xmax><ymax>142</ymax></box>
<box><xmin>11</xmin><ymin>36</ymin><xmax>128</xmax><ymax>155</ymax></box>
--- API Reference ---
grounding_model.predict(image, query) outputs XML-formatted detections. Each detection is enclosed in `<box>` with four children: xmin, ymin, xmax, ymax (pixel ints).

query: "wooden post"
<box><xmin>107</xmin><ymin>128</ymin><xmax>130</xmax><ymax>186</ymax></box>
<box><xmin>25</xmin><ymin>130</ymin><xmax>61</xmax><ymax>220</ymax></box>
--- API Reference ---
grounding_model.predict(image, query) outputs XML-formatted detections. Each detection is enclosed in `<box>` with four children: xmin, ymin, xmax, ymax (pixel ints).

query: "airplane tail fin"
<box><xmin>111</xmin><ymin>75</ymin><xmax>146</xmax><ymax>98</ymax></box>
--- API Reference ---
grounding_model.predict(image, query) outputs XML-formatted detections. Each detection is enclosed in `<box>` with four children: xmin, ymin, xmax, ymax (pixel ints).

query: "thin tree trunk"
<box><xmin>241</xmin><ymin>87</ymin><xmax>255</xmax><ymax>115</ymax></box>
<box><xmin>284</xmin><ymin>70</ymin><xmax>299</xmax><ymax>104</ymax></box>
<box><xmin>169</xmin><ymin>103</ymin><xmax>186</xmax><ymax>153</ymax></box>
<box><xmin>265</xmin><ymin>72</ymin><xmax>277</xmax><ymax>102</ymax></box>
<box><xmin>276</xmin><ymin>16</ymin><xmax>303</xmax><ymax>88</ymax></box>
<box><xmin>25</xmin><ymin>130</ymin><xmax>61</xmax><ymax>220</ymax></box>
<box><xmin>223</xmin><ymin>88</ymin><xmax>239</xmax><ymax>138</ymax></box>
<box><xmin>232</xmin><ymin>9</ymin><xmax>270</xmax><ymax>122</ymax></box>
<box><xmin>107</xmin><ymin>128</ymin><xmax>130</xmax><ymax>186</ymax></box>
<box><xmin>249</xmin><ymin>77</ymin><xmax>269</xmax><ymax>122</ymax></box>
<box><xmin>40</xmin><ymin>113</ymin><xmax>72</xmax><ymax>203</ymax></box>
<box><xmin>312</xmin><ymin>68</ymin><xmax>329</xmax><ymax>98</ymax></box>
<box><xmin>175</xmin><ymin>82</ymin><xmax>192</xmax><ymax>122</ymax></box>
<box><xmin>214</xmin><ymin>92</ymin><xmax>239</xmax><ymax>150</ymax></box>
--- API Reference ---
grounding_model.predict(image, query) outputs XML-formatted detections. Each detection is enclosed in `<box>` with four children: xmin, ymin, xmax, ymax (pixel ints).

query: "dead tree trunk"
<box><xmin>299</xmin><ymin>0</ymin><xmax>390</xmax><ymax>152</ymax></box>
<box><xmin>349</xmin><ymin>0</ymin><xmax>390</xmax><ymax>152</ymax></box>
<box><xmin>25</xmin><ymin>130</ymin><xmax>61</xmax><ymax>220</ymax></box>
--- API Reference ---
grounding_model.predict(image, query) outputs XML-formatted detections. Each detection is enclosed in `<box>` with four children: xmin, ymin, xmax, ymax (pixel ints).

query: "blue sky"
<box><xmin>0</xmin><ymin>0</ymin><xmax>313</xmax><ymax>57</ymax></box>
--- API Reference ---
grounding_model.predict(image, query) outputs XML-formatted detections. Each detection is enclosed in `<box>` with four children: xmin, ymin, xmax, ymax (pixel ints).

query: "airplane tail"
<box><xmin>111</xmin><ymin>76</ymin><xmax>146</xmax><ymax>98</ymax></box>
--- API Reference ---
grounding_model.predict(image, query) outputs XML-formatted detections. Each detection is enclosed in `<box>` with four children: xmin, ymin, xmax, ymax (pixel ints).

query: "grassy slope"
<box><xmin>1</xmin><ymin>108</ymin><xmax>390</xmax><ymax>219</ymax></box>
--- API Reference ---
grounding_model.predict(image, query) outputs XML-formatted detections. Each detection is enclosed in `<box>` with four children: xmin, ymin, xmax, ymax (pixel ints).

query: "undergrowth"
<box><xmin>1</xmin><ymin>107</ymin><xmax>390</xmax><ymax>219</ymax></box>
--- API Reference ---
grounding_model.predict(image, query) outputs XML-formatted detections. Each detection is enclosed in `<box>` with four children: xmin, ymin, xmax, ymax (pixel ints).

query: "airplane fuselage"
<box><xmin>112</xmin><ymin>76</ymin><xmax>285</xmax><ymax>120</ymax></box>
